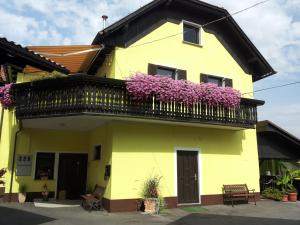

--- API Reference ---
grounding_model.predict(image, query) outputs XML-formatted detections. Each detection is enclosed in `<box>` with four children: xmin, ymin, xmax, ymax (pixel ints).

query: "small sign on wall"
<box><xmin>16</xmin><ymin>155</ymin><xmax>32</xmax><ymax>176</ymax></box>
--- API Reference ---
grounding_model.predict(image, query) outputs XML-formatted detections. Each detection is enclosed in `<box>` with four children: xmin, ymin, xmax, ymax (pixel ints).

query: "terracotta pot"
<box><xmin>144</xmin><ymin>198</ymin><xmax>158</xmax><ymax>213</ymax></box>
<box><xmin>288</xmin><ymin>192</ymin><xmax>298</xmax><ymax>202</ymax></box>
<box><xmin>18</xmin><ymin>193</ymin><xmax>26</xmax><ymax>204</ymax></box>
<box><xmin>282</xmin><ymin>194</ymin><xmax>289</xmax><ymax>202</ymax></box>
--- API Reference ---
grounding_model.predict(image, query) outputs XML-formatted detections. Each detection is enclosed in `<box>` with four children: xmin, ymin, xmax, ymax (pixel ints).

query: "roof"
<box><xmin>90</xmin><ymin>0</ymin><xmax>276</xmax><ymax>81</ymax></box>
<box><xmin>257</xmin><ymin>120</ymin><xmax>300</xmax><ymax>160</ymax></box>
<box><xmin>0</xmin><ymin>37</ymin><xmax>69</xmax><ymax>74</ymax></box>
<box><xmin>257</xmin><ymin>120</ymin><xmax>300</xmax><ymax>145</ymax></box>
<box><xmin>25</xmin><ymin>45</ymin><xmax>100</xmax><ymax>74</ymax></box>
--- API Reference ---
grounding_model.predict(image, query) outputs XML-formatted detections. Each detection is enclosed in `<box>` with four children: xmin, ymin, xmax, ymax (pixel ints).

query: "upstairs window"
<box><xmin>157</xmin><ymin>67</ymin><xmax>176</xmax><ymax>79</ymax></box>
<box><xmin>207</xmin><ymin>76</ymin><xmax>223</xmax><ymax>87</ymax></box>
<box><xmin>183</xmin><ymin>22</ymin><xmax>202</xmax><ymax>45</ymax></box>
<box><xmin>148</xmin><ymin>64</ymin><xmax>187</xmax><ymax>80</ymax></box>
<box><xmin>200</xmin><ymin>74</ymin><xmax>233</xmax><ymax>87</ymax></box>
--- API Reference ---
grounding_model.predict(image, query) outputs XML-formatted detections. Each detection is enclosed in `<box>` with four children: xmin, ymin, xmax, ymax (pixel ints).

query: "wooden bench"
<box><xmin>223</xmin><ymin>184</ymin><xmax>256</xmax><ymax>207</ymax></box>
<box><xmin>81</xmin><ymin>185</ymin><xmax>105</xmax><ymax>211</ymax></box>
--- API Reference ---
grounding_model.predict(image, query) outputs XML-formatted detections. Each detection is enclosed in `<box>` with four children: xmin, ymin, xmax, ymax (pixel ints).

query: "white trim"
<box><xmin>174</xmin><ymin>147</ymin><xmax>202</xmax><ymax>204</ymax></box>
<box><xmin>182</xmin><ymin>20</ymin><xmax>203</xmax><ymax>46</ymax></box>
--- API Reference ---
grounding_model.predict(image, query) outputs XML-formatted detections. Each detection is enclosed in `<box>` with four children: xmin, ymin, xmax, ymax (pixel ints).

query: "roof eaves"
<box><xmin>0</xmin><ymin>37</ymin><xmax>69</xmax><ymax>74</ymax></box>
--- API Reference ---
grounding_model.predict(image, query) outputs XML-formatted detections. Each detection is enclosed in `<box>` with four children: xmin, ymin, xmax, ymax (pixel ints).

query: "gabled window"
<box><xmin>200</xmin><ymin>74</ymin><xmax>233</xmax><ymax>87</ymax></box>
<box><xmin>148</xmin><ymin>64</ymin><xmax>187</xmax><ymax>80</ymax></box>
<box><xmin>183</xmin><ymin>21</ymin><xmax>202</xmax><ymax>45</ymax></box>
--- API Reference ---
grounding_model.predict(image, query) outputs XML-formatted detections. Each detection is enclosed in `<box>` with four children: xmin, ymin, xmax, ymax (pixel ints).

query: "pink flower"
<box><xmin>126</xmin><ymin>73</ymin><xmax>241</xmax><ymax>108</ymax></box>
<box><xmin>0</xmin><ymin>83</ymin><xmax>13</xmax><ymax>109</ymax></box>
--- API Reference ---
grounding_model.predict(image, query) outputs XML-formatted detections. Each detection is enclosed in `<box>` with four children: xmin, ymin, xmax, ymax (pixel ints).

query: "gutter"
<box><xmin>8</xmin><ymin>119</ymin><xmax>23</xmax><ymax>201</ymax></box>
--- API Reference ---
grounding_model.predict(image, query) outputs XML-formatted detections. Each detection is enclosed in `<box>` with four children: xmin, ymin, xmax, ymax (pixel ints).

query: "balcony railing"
<box><xmin>13</xmin><ymin>75</ymin><xmax>264</xmax><ymax>128</ymax></box>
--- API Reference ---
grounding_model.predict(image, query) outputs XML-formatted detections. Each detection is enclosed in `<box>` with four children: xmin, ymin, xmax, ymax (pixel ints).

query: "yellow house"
<box><xmin>0</xmin><ymin>0</ymin><xmax>276</xmax><ymax>212</ymax></box>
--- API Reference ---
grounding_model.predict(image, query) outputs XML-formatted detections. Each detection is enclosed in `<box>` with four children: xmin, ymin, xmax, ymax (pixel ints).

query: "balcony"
<box><xmin>13</xmin><ymin>75</ymin><xmax>264</xmax><ymax>129</ymax></box>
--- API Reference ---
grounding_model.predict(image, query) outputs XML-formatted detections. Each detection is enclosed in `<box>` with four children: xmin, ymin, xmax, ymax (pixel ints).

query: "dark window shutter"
<box><xmin>148</xmin><ymin>63</ymin><xmax>157</xmax><ymax>75</ymax></box>
<box><xmin>200</xmin><ymin>74</ymin><xmax>208</xmax><ymax>83</ymax></box>
<box><xmin>177</xmin><ymin>69</ymin><xmax>187</xmax><ymax>80</ymax></box>
<box><xmin>224</xmin><ymin>78</ymin><xmax>233</xmax><ymax>87</ymax></box>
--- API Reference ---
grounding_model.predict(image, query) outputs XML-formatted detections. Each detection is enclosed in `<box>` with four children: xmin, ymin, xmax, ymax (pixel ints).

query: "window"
<box><xmin>93</xmin><ymin>145</ymin><xmax>101</xmax><ymax>160</ymax></box>
<box><xmin>157</xmin><ymin>67</ymin><xmax>176</xmax><ymax>79</ymax></box>
<box><xmin>183</xmin><ymin>22</ymin><xmax>201</xmax><ymax>45</ymax></box>
<box><xmin>35</xmin><ymin>153</ymin><xmax>55</xmax><ymax>180</ymax></box>
<box><xmin>207</xmin><ymin>76</ymin><xmax>223</xmax><ymax>87</ymax></box>
<box><xmin>148</xmin><ymin>64</ymin><xmax>187</xmax><ymax>80</ymax></box>
<box><xmin>200</xmin><ymin>74</ymin><xmax>233</xmax><ymax>87</ymax></box>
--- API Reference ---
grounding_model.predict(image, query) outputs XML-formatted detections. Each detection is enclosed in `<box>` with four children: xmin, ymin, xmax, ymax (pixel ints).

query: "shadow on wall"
<box><xmin>167</xmin><ymin>214</ymin><xmax>300</xmax><ymax>225</ymax></box>
<box><xmin>113</xmin><ymin>121</ymin><xmax>246</xmax><ymax>156</ymax></box>
<box><xmin>0</xmin><ymin>206</ymin><xmax>55</xmax><ymax>225</ymax></box>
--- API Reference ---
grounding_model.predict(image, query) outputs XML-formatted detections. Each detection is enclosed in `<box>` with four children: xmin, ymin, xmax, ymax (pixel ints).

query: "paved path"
<box><xmin>0</xmin><ymin>200</ymin><xmax>300</xmax><ymax>225</ymax></box>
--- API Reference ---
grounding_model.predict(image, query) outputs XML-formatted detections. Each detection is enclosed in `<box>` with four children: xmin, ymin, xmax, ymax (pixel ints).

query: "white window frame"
<box><xmin>182</xmin><ymin>20</ymin><xmax>203</xmax><ymax>46</ymax></box>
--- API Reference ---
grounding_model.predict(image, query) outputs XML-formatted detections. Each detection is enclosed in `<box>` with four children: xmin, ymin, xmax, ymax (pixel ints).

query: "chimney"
<box><xmin>102</xmin><ymin>15</ymin><xmax>108</xmax><ymax>29</ymax></box>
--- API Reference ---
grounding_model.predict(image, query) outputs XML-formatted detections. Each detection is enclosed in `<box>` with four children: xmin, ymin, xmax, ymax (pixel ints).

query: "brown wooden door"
<box><xmin>57</xmin><ymin>154</ymin><xmax>88</xmax><ymax>200</ymax></box>
<box><xmin>177</xmin><ymin>151</ymin><xmax>199</xmax><ymax>204</ymax></box>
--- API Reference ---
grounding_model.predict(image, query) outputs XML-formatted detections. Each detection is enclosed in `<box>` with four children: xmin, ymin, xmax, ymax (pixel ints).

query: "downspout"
<box><xmin>0</xmin><ymin>107</ymin><xmax>4</xmax><ymax>141</ymax></box>
<box><xmin>9</xmin><ymin>119</ymin><xmax>22</xmax><ymax>201</ymax></box>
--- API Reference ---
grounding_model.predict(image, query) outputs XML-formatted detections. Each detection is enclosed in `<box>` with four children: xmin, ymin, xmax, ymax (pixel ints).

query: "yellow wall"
<box><xmin>0</xmin><ymin>110</ymin><xmax>19</xmax><ymax>192</ymax></box>
<box><xmin>11</xmin><ymin>128</ymin><xmax>89</xmax><ymax>193</ymax></box>
<box><xmin>87</xmin><ymin>124</ymin><xmax>112</xmax><ymax>199</ymax></box>
<box><xmin>0</xmin><ymin>121</ymin><xmax>113</xmax><ymax>199</ymax></box>
<box><xmin>97</xmin><ymin>21</ymin><xmax>254</xmax><ymax>98</ymax></box>
<box><xmin>110</xmin><ymin>121</ymin><xmax>260</xmax><ymax>200</ymax></box>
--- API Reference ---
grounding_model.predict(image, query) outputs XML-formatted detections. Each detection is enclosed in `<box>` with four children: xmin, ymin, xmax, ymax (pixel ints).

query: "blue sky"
<box><xmin>0</xmin><ymin>0</ymin><xmax>299</xmax><ymax>137</ymax></box>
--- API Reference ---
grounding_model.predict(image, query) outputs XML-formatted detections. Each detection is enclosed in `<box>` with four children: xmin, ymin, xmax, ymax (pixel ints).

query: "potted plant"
<box><xmin>142</xmin><ymin>176</ymin><xmax>161</xmax><ymax>214</ymax></box>
<box><xmin>287</xmin><ymin>186</ymin><xmax>298</xmax><ymax>202</ymax></box>
<box><xmin>0</xmin><ymin>168</ymin><xmax>6</xmax><ymax>197</ymax></box>
<box><xmin>41</xmin><ymin>184</ymin><xmax>49</xmax><ymax>201</ymax></box>
<box><xmin>18</xmin><ymin>184</ymin><xmax>27</xmax><ymax>204</ymax></box>
<box><xmin>288</xmin><ymin>169</ymin><xmax>300</xmax><ymax>202</ymax></box>
<box><xmin>276</xmin><ymin>174</ymin><xmax>291</xmax><ymax>202</ymax></box>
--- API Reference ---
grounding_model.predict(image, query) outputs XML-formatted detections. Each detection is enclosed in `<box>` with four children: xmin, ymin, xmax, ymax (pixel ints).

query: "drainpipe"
<box><xmin>0</xmin><ymin>107</ymin><xmax>4</xmax><ymax>141</ymax></box>
<box><xmin>9</xmin><ymin>120</ymin><xmax>23</xmax><ymax>201</ymax></box>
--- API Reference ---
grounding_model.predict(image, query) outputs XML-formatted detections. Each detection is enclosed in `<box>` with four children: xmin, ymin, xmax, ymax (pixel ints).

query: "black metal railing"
<box><xmin>12</xmin><ymin>75</ymin><xmax>264</xmax><ymax>128</ymax></box>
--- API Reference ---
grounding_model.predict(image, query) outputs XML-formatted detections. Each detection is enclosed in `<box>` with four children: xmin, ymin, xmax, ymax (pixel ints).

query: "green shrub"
<box><xmin>262</xmin><ymin>188</ymin><xmax>283</xmax><ymax>201</ymax></box>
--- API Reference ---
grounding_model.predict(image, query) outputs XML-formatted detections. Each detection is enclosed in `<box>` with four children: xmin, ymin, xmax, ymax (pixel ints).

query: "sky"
<box><xmin>0</xmin><ymin>0</ymin><xmax>299</xmax><ymax>137</ymax></box>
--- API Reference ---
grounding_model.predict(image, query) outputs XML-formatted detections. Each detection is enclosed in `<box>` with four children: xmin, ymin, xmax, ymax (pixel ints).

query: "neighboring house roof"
<box><xmin>90</xmin><ymin>0</ymin><xmax>276</xmax><ymax>81</ymax></box>
<box><xmin>257</xmin><ymin>121</ymin><xmax>300</xmax><ymax>160</ymax></box>
<box><xmin>25</xmin><ymin>45</ymin><xmax>100</xmax><ymax>74</ymax></box>
<box><xmin>0</xmin><ymin>37</ymin><xmax>69</xmax><ymax>74</ymax></box>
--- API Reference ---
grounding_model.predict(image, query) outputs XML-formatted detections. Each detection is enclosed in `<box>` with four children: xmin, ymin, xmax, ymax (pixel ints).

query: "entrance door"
<box><xmin>177</xmin><ymin>151</ymin><xmax>199</xmax><ymax>204</ymax></box>
<box><xmin>57</xmin><ymin>153</ymin><xmax>88</xmax><ymax>200</ymax></box>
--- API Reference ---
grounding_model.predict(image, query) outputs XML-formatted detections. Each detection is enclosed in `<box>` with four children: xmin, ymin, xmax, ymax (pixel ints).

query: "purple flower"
<box><xmin>126</xmin><ymin>73</ymin><xmax>241</xmax><ymax>108</ymax></box>
<box><xmin>0</xmin><ymin>83</ymin><xmax>13</xmax><ymax>109</ymax></box>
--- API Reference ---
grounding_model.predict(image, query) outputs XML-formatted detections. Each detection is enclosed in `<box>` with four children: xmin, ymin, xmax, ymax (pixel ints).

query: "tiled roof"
<box><xmin>0</xmin><ymin>37</ymin><xmax>69</xmax><ymax>74</ymax></box>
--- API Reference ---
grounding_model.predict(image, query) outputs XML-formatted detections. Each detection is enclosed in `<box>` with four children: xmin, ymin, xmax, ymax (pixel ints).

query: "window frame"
<box><xmin>34</xmin><ymin>152</ymin><xmax>55</xmax><ymax>180</ymax></box>
<box><xmin>182</xmin><ymin>20</ymin><xmax>203</xmax><ymax>46</ymax></box>
<box><xmin>200</xmin><ymin>73</ymin><xmax>233</xmax><ymax>88</ymax></box>
<box><xmin>156</xmin><ymin>66</ymin><xmax>177</xmax><ymax>79</ymax></box>
<box><xmin>150</xmin><ymin>64</ymin><xmax>186</xmax><ymax>80</ymax></box>
<box><xmin>207</xmin><ymin>75</ymin><xmax>224</xmax><ymax>87</ymax></box>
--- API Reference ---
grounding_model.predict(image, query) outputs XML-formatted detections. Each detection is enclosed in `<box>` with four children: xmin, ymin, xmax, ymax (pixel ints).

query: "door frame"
<box><xmin>174</xmin><ymin>147</ymin><xmax>202</xmax><ymax>204</ymax></box>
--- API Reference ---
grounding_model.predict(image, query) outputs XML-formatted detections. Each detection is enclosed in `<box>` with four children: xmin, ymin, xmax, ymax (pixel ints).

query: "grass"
<box><xmin>180</xmin><ymin>206</ymin><xmax>208</xmax><ymax>213</ymax></box>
